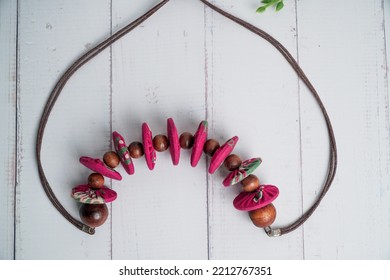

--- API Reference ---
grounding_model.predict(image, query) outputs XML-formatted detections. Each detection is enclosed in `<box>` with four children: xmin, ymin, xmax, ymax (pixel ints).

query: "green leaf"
<box><xmin>256</xmin><ymin>6</ymin><xmax>267</xmax><ymax>13</ymax></box>
<box><xmin>261</xmin><ymin>0</ymin><xmax>273</xmax><ymax>4</ymax></box>
<box><xmin>276</xmin><ymin>1</ymin><xmax>284</xmax><ymax>11</ymax></box>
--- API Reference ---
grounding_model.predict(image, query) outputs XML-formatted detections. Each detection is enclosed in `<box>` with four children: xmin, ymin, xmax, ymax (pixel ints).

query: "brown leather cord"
<box><xmin>36</xmin><ymin>0</ymin><xmax>337</xmax><ymax>237</ymax></box>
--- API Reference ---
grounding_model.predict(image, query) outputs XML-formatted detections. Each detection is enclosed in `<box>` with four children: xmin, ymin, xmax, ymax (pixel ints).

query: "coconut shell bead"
<box><xmin>179</xmin><ymin>132</ymin><xmax>194</xmax><ymax>149</ymax></box>
<box><xmin>153</xmin><ymin>134</ymin><xmax>169</xmax><ymax>152</ymax></box>
<box><xmin>203</xmin><ymin>139</ymin><xmax>220</xmax><ymax>157</ymax></box>
<box><xmin>103</xmin><ymin>151</ymin><xmax>120</xmax><ymax>168</ymax></box>
<box><xmin>249</xmin><ymin>203</ymin><xmax>276</xmax><ymax>228</ymax></box>
<box><xmin>224</xmin><ymin>154</ymin><xmax>242</xmax><ymax>171</ymax></box>
<box><xmin>128</xmin><ymin>141</ymin><xmax>144</xmax><ymax>158</ymax></box>
<box><xmin>241</xmin><ymin>174</ymin><xmax>260</xmax><ymax>192</ymax></box>
<box><xmin>88</xmin><ymin>173</ymin><xmax>104</xmax><ymax>189</ymax></box>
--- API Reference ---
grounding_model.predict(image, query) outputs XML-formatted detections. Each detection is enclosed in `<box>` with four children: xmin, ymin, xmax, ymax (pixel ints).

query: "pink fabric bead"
<box><xmin>208</xmin><ymin>136</ymin><xmax>239</xmax><ymax>174</ymax></box>
<box><xmin>112</xmin><ymin>131</ymin><xmax>135</xmax><ymax>175</ymax></box>
<box><xmin>142</xmin><ymin>122</ymin><xmax>156</xmax><ymax>170</ymax></box>
<box><xmin>222</xmin><ymin>157</ymin><xmax>262</xmax><ymax>187</ymax></box>
<box><xmin>167</xmin><ymin>118</ymin><xmax>180</xmax><ymax>165</ymax></box>
<box><xmin>72</xmin><ymin>184</ymin><xmax>117</xmax><ymax>204</ymax></box>
<box><xmin>191</xmin><ymin>121</ymin><xmax>208</xmax><ymax>167</ymax></box>
<box><xmin>79</xmin><ymin>156</ymin><xmax>122</xmax><ymax>180</ymax></box>
<box><xmin>233</xmin><ymin>185</ymin><xmax>279</xmax><ymax>211</ymax></box>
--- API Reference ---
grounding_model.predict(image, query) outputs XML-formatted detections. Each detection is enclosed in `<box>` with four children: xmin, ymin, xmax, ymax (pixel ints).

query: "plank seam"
<box><xmin>381</xmin><ymin>0</ymin><xmax>390</xmax><ymax>259</ymax></box>
<box><xmin>204</xmin><ymin>4</ymin><xmax>210</xmax><ymax>261</ymax></box>
<box><xmin>109</xmin><ymin>0</ymin><xmax>113</xmax><ymax>261</ymax></box>
<box><xmin>13</xmin><ymin>0</ymin><xmax>20</xmax><ymax>261</ymax></box>
<box><xmin>294</xmin><ymin>0</ymin><xmax>305</xmax><ymax>260</ymax></box>
<box><xmin>382</xmin><ymin>0</ymin><xmax>390</xmax><ymax>132</ymax></box>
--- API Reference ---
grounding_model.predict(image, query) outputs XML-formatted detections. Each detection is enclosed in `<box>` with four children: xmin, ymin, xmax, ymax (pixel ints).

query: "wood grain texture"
<box><xmin>2</xmin><ymin>0</ymin><xmax>390</xmax><ymax>259</ymax></box>
<box><xmin>297</xmin><ymin>0</ymin><xmax>390</xmax><ymax>259</ymax></box>
<box><xmin>16</xmin><ymin>0</ymin><xmax>112</xmax><ymax>259</ymax></box>
<box><xmin>205</xmin><ymin>0</ymin><xmax>303</xmax><ymax>259</ymax></box>
<box><xmin>111</xmin><ymin>0</ymin><xmax>208</xmax><ymax>259</ymax></box>
<box><xmin>0</xmin><ymin>0</ymin><xmax>17</xmax><ymax>260</ymax></box>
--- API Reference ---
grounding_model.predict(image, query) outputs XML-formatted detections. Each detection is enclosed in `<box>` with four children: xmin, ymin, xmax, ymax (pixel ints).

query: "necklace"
<box><xmin>36</xmin><ymin>0</ymin><xmax>337</xmax><ymax>237</ymax></box>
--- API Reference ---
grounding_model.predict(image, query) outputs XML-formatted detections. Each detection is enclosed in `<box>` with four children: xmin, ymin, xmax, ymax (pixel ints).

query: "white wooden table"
<box><xmin>1</xmin><ymin>0</ymin><xmax>390</xmax><ymax>260</ymax></box>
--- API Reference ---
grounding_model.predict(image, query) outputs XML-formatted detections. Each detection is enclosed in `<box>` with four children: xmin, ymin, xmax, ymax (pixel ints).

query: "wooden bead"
<box><xmin>128</xmin><ymin>141</ymin><xmax>144</xmax><ymax>158</ymax></box>
<box><xmin>79</xmin><ymin>203</ymin><xmax>108</xmax><ymax>228</ymax></box>
<box><xmin>224</xmin><ymin>154</ymin><xmax>242</xmax><ymax>171</ymax></box>
<box><xmin>241</xmin><ymin>174</ymin><xmax>260</xmax><ymax>192</ymax></box>
<box><xmin>103</xmin><ymin>151</ymin><xmax>120</xmax><ymax>168</ymax></box>
<box><xmin>203</xmin><ymin>139</ymin><xmax>220</xmax><ymax>157</ymax></box>
<box><xmin>153</xmin><ymin>134</ymin><xmax>169</xmax><ymax>152</ymax></box>
<box><xmin>87</xmin><ymin>173</ymin><xmax>104</xmax><ymax>189</ymax></box>
<box><xmin>179</xmin><ymin>132</ymin><xmax>194</xmax><ymax>149</ymax></box>
<box><xmin>249</xmin><ymin>203</ymin><xmax>276</xmax><ymax>228</ymax></box>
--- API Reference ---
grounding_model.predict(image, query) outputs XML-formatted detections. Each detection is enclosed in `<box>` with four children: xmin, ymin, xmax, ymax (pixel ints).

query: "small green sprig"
<box><xmin>256</xmin><ymin>0</ymin><xmax>285</xmax><ymax>13</ymax></box>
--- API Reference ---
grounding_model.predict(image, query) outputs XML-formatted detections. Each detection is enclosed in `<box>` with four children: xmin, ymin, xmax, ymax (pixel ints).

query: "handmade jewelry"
<box><xmin>36</xmin><ymin>0</ymin><xmax>337</xmax><ymax>237</ymax></box>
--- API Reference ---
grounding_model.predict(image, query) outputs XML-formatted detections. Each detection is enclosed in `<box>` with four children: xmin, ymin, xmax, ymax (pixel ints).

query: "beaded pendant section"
<box><xmin>73</xmin><ymin>119</ymin><xmax>279</xmax><ymax>230</ymax></box>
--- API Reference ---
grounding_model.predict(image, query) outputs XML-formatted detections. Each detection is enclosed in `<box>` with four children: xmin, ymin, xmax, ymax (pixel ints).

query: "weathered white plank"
<box><xmin>5</xmin><ymin>0</ymin><xmax>390</xmax><ymax>260</ymax></box>
<box><xmin>205</xmin><ymin>0</ymin><xmax>304</xmax><ymax>259</ymax></box>
<box><xmin>297</xmin><ymin>0</ymin><xmax>390</xmax><ymax>259</ymax></box>
<box><xmin>16</xmin><ymin>0</ymin><xmax>112</xmax><ymax>259</ymax></box>
<box><xmin>386</xmin><ymin>0</ymin><xmax>390</xmax><ymax>97</ymax></box>
<box><xmin>0</xmin><ymin>0</ymin><xmax>17</xmax><ymax>260</ymax></box>
<box><xmin>111</xmin><ymin>0</ymin><xmax>208</xmax><ymax>259</ymax></box>
<box><xmin>384</xmin><ymin>0</ymin><xmax>390</xmax><ymax>259</ymax></box>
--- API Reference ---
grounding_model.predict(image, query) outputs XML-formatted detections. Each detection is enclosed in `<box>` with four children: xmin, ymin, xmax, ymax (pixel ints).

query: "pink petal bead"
<box><xmin>191</xmin><ymin>120</ymin><xmax>208</xmax><ymax>167</ymax></box>
<box><xmin>72</xmin><ymin>184</ymin><xmax>117</xmax><ymax>204</ymax></box>
<box><xmin>167</xmin><ymin>118</ymin><xmax>180</xmax><ymax>165</ymax></box>
<box><xmin>142</xmin><ymin>122</ymin><xmax>156</xmax><ymax>170</ymax></box>
<box><xmin>208</xmin><ymin>136</ymin><xmax>239</xmax><ymax>174</ymax></box>
<box><xmin>233</xmin><ymin>185</ymin><xmax>279</xmax><ymax>211</ymax></box>
<box><xmin>112</xmin><ymin>131</ymin><xmax>135</xmax><ymax>175</ymax></box>
<box><xmin>79</xmin><ymin>156</ymin><xmax>122</xmax><ymax>180</ymax></box>
<box><xmin>222</xmin><ymin>157</ymin><xmax>262</xmax><ymax>187</ymax></box>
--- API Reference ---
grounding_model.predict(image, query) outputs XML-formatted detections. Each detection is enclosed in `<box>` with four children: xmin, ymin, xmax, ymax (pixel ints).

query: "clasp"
<box><xmin>82</xmin><ymin>225</ymin><xmax>95</xmax><ymax>235</ymax></box>
<box><xmin>264</xmin><ymin>226</ymin><xmax>281</xmax><ymax>237</ymax></box>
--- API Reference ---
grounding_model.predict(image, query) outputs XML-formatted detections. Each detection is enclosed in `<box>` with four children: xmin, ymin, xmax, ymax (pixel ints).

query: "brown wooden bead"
<box><xmin>241</xmin><ymin>174</ymin><xmax>260</xmax><ymax>192</ymax></box>
<box><xmin>128</xmin><ymin>141</ymin><xmax>144</xmax><ymax>158</ymax></box>
<box><xmin>79</xmin><ymin>203</ymin><xmax>108</xmax><ymax>228</ymax></box>
<box><xmin>249</xmin><ymin>203</ymin><xmax>276</xmax><ymax>228</ymax></box>
<box><xmin>224</xmin><ymin>154</ymin><xmax>242</xmax><ymax>171</ymax></box>
<box><xmin>203</xmin><ymin>139</ymin><xmax>220</xmax><ymax>157</ymax></box>
<box><xmin>88</xmin><ymin>173</ymin><xmax>104</xmax><ymax>189</ymax></box>
<box><xmin>179</xmin><ymin>132</ymin><xmax>194</xmax><ymax>149</ymax></box>
<box><xmin>153</xmin><ymin>134</ymin><xmax>169</xmax><ymax>152</ymax></box>
<box><xmin>103</xmin><ymin>151</ymin><xmax>120</xmax><ymax>168</ymax></box>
